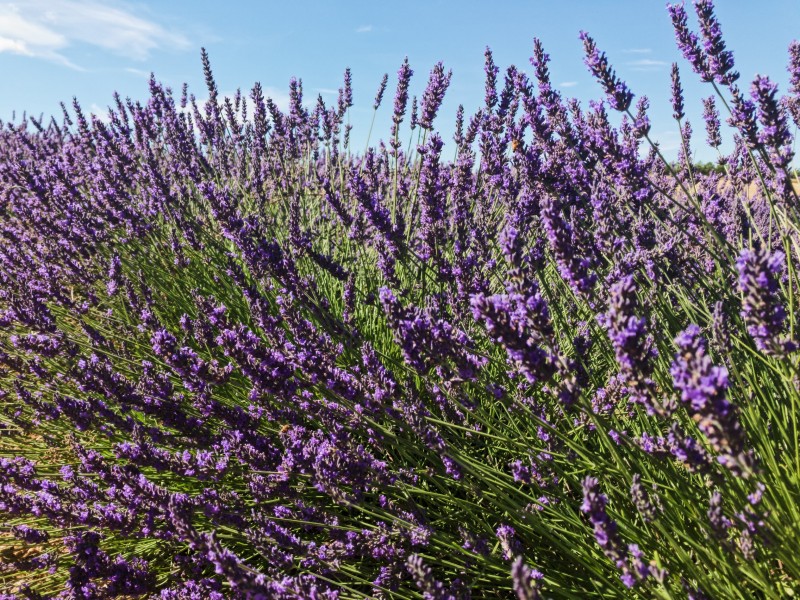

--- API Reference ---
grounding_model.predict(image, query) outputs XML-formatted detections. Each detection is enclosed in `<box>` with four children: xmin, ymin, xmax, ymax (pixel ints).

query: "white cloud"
<box><xmin>355</xmin><ymin>24</ymin><xmax>373</xmax><ymax>33</ymax></box>
<box><xmin>559</xmin><ymin>81</ymin><xmax>578</xmax><ymax>88</ymax></box>
<box><xmin>623</xmin><ymin>48</ymin><xmax>652</xmax><ymax>54</ymax></box>
<box><xmin>125</xmin><ymin>67</ymin><xmax>152</xmax><ymax>78</ymax></box>
<box><xmin>315</xmin><ymin>87</ymin><xmax>339</xmax><ymax>96</ymax></box>
<box><xmin>89</xmin><ymin>102</ymin><xmax>112</xmax><ymax>123</ymax></box>
<box><xmin>0</xmin><ymin>1</ymin><xmax>189</xmax><ymax>68</ymax></box>
<box><xmin>627</xmin><ymin>58</ymin><xmax>668</xmax><ymax>72</ymax></box>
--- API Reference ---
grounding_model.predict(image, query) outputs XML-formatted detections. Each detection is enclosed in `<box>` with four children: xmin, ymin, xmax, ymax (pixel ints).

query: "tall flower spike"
<box><xmin>736</xmin><ymin>246</ymin><xmax>797</xmax><ymax>356</ymax></box>
<box><xmin>671</xmin><ymin>325</ymin><xmax>755</xmax><ymax>476</ymax></box>
<box><xmin>727</xmin><ymin>85</ymin><xmax>760</xmax><ymax>149</ymax></box>
<box><xmin>579</xmin><ymin>31</ymin><xmax>633</xmax><ymax>112</ymax></box>
<box><xmin>581</xmin><ymin>477</ymin><xmax>635</xmax><ymax>588</ymax></box>
<box><xmin>789</xmin><ymin>40</ymin><xmax>800</xmax><ymax>96</ymax></box>
<box><xmin>694</xmin><ymin>0</ymin><xmax>739</xmax><ymax>85</ymax></box>
<box><xmin>750</xmin><ymin>75</ymin><xmax>794</xmax><ymax>171</ymax></box>
<box><xmin>392</xmin><ymin>58</ymin><xmax>413</xmax><ymax>125</ymax></box>
<box><xmin>419</xmin><ymin>62</ymin><xmax>452</xmax><ymax>130</ymax></box>
<box><xmin>484</xmin><ymin>46</ymin><xmax>499</xmax><ymax>111</ymax></box>
<box><xmin>671</xmin><ymin>63</ymin><xmax>685</xmax><ymax>120</ymax></box>
<box><xmin>373</xmin><ymin>73</ymin><xmax>389</xmax><ymax>110</ymax></box>
<box><xmin>598</xmin><ymin>276</ymin><xmax>662</xmax><ymax>415</ymax></box>
<box><xmin>786</xmin><ymin>41</ymin><xmax>800</xmax><ymax>126</ymax></box>
<box><xmin>667</xmin><ymin>3</ymin><xmax>713</xmax><ymax>82</ymax></box>
<box><xmin>702</xmin><ymin>96</ymin><xmax>722</xmax><ymax>148</ymax></box>
<box><xmin>511</xmin><ymin>556</ymin><xmax>543</xmax><ymax>600</ymax></box>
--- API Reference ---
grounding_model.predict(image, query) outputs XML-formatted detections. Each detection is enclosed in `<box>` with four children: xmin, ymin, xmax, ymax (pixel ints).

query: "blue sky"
<box><xmin>1</xmin><ymin>0</ymin><xmax>797</xmax><ymax>162</ymax></box>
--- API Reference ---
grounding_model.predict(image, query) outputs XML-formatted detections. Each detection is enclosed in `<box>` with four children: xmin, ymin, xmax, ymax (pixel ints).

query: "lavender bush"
<box><xmin>1</xmin><ymin>1</ymin><xmax>800</xmax><ymax>597</ymax></box>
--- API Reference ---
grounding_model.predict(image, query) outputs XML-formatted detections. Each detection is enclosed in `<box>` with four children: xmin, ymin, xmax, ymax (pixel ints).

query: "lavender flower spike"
<box><xmin>373</xmin><ymin>73</ymin><xmax>389</xmax><ymax>110</ymax></box>
<box><xmin>667</xmin><ymin>3</ymin><xmax>713</xmax><ymax>82</ymax></box>
<box><xmin>598</xmin><ymin>276</ymin><xmax>661</xmax><ymax>415</ymax></box>
<box><xmin>418</xmin><ymin>62</ymin><xmax>452</xmax><ymax>130</ymax></box>
<box><xmin>736</xmin><ymin>246</ymin><xmax>797</xmax><ymax>356</ymax></box>
<box><xmin>581</xmin><ymin>476</ymin><xmax>635</xmax><ymax>587</ymax></box>
<box><xmin>670</xmin><ymin>63</ymin><xmax>685</xmax><ymax>121</ymax></box>
<box><xmin>787</xmin><ymin>40</ymin><xmax>800</xmax><ymax>126</ymax></box>
<box><xmin>579</xmin><ymin>32</ymin><xmax>633</xmax><ymax>111</ymax></box>
<box><xmin>511</xmin><ymin>556</ymin><xmax>543</xmax><ymax>600</ymax></box>
<box><xmin>694</xmin><ymin>0</ymin><xmax>739</xmax><ymax>85</ymax></box>
<box><xmin>751</xmin><ymin>75</ymin><xmax>795</xmax><ymax>171</ymax></box>
<box><xmin>702</xmin><ymin>96</ymin><xmax>722</xmax><ymax>148</ymax></box>
<box><xmin>671</xmin><ymin>325</ymin><xmax>755</xmax><ymax>476</ymax></box>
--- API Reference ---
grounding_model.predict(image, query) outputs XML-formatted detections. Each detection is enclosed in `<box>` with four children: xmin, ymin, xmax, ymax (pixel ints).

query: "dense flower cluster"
<box><xmin>0</xmin><ymin>1</ymin><xmax>798</xmax><ymax>598</ymax></box>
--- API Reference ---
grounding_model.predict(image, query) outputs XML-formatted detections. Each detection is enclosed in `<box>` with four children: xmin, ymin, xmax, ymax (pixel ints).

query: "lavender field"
<box><xmin>1</xmin><ymin>1</ymin><xmax>800</xmax><ymax>598</ymax></box>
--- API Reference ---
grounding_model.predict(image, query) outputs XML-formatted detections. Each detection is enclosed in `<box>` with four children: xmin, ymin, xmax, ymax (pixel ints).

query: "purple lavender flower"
<box><xmin>632</xmin><ymin>96</ymin><xmax>651</xmax><ymax>138</ymax></box>
<box><xmin>789</xmin><ymin>40</ymin><xmax>800</xmax><ymax>97</ymax></box>
<box><xmin>702</xmin><ymin>96</ymin><xmax>722</xmax><ymax>148</ymax></box>
<box><xmin>107</xmin><ymin>254</ymin><xmax>122</xmax><ymax>297</ymax></box>
<box><xmin>342</xmin><ymin>68</ymin><xmax>353</xmax><ymax>111</ymax></box>
<box><xmin>406</xmin><ymin>554</ymin><xmax>456</xmax><ymax>600</ymax></box>
<box><xmin>380</xmin><ymin>288</ymin><xmax>485</xmax><ymax>381</ymax></box>
<box><xmin>736</xmin><ymin>246</ymin><xmax>797</xmax><ymax>355</ymax></box>
<box><xmin>416</xmin><ymin>133</ymin><xmax>447</xmax><ymax>262</ymax></box>
<box><xmin>630</xmin><ymin>474</ymin><xmax>662</xmax><ymax>523</ymax></box>
<box><xmin>667</xmin><ymin>3</ymin><xmax>713</xmax><ymax>82</ymax></box>
<box><xmin>540</xmin><ymin>195</ymin><xmax>597</xmax><ymax>296</ymax></box>
<box><xmin>418</xmin><ymin>62</ymin><xmax>452</xmax><ymax>130</ymax></box>
<box><xmin>392</xmin><ymin>58</ymin><xmax>413</xmax><ymax>121</ymax></box>
<box><xmin>671</xmin><ymin>63</ymin><xmax>685</xmax><ymax>120</ymax></box>
<box><xmin>787</xmin><ymin>40</ymin><xmax>800</xmax><ymax>126</ymax></box>
<box><xmin>484</xmin><ymin>46</ymin><xmax>499</xmax><ymax>111</ymax></box>
<box><xmin>373</xmin><ymin>73</ymin><xmax>389</xmax><ymax>110</ymax></box>
<box><xmin>11</xmin><ymin>523</ymin><xmax>49</xmax><ymax>543</ymax></box>
<box><xmin>694</xmin><ymin>0</ymin><xmax>739</xmax><ymax>85</ymax></box>
<box><xmin>470</xmin><ymin>289</ymin><xmax>558</xmax><ymax>387</ymax></box>
<box><xmin>581</xmin><ymin>476</ymin><xmax>638</xmax><ymax>588</ymax></box>
<box><xmin>671</xmin><ymin>325</ymin><xmax>754</xmax><ymax>475</ymax></box>
<box><xmin>598</xmin><ymin>276</ymin><xmax>661</xmax><ymax>415</ymax></box>
<box><xmin>750</xmin><ymin>75</ymin><xmax>795</xmax><ymax>171</ymax></box>
<box><xmin>511</xmin><ymin>556</ymin><xmax>543</xmax><ymax>600</ymax></box>
<box><xmin>496</xmin><ymin>524</ymin><xmax>521</xmax><ymax>561</ymax></box>
<box><xmin>390</xmin><ymin>58</ymin><xmax>413</xmax><ymax>148</ymax></box>
<box><xmin>728</xmin><ymin>85</ymin><xmax>760</xmax><ymax>149</ymax></box>
<box><xmin>579</xmin><ymin>32</ymin><xmax>633</xmax><ymax>112</ymax></box>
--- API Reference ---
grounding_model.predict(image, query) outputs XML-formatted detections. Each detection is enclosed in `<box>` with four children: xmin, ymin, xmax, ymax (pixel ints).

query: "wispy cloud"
<box><xmin>315</xmin><ymin>87</ymin><xmax>339</xmax><ymax>96</ymax></box>
<box><xmin>355</xmin><ymin>24</ymin><xmax>373</xmax><ymax>33</ymax></box>
<box><xmin>559</xmin><ymin>81</ymin><xmax>578</xmax><ymax>88</ymax></box>
<box><xmin>623</xmin><ymin>48</ymin><xmax>652</xmax><ymax>54</ymax></box>
<box><xmin>627</xmin><ymin>58</ymin><xmax>668</xmax><ymax>72</ymax></box>
<box><xmin>0</xmin><ymin>0</ymin><xmax>190</xmax><ymax>69</ymax></box>
<box><xmin>125</xmin><ymin>67</ymin><xmax>152</xmax><ymax>78</ymax></box>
